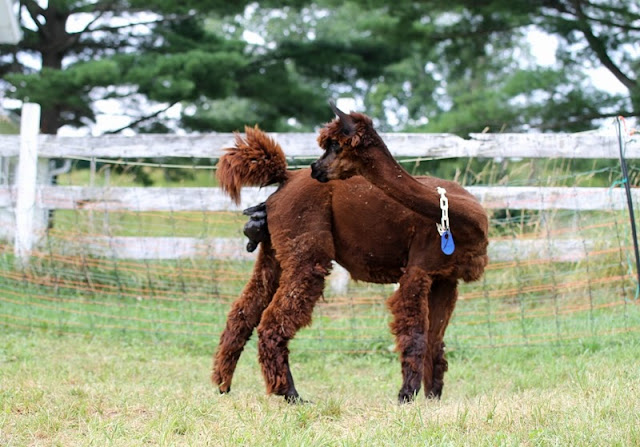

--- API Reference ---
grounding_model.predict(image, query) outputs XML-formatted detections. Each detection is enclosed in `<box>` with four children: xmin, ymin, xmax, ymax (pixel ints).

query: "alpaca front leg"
<box><xmin>257</xmin><ymin>256</ymin><xmax>331</xmax><ymax>403</ymax></box>
<box><xmin>423</xmin><ymin>278</ymin><xmax>458</xmax><ymax>399</ymax></box>
<box><xmin>212</xmin><ymin>243</ymin><xmax>280</xmax><ymax>393</ymax></box>
<box><xmin>388</xmin><ymin>266</ymin><xmax>432</xmax><ymax>403</ymax></box>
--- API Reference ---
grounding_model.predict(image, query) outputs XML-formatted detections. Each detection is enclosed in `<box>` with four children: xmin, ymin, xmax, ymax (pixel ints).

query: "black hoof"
<box><xmin>284</xmin><ymin>394</ymin><xmax>310</xmax><ymax>405</ymax></box>
<box><xmin>398</xmin><ymin>390</ymin><xmax>418</xmax><ymax>404</ymax></box>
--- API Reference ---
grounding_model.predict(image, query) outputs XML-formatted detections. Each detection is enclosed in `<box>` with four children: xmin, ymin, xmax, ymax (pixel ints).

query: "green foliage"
<box><xmin>7</xmin><ymin>60</ymin><xmax>122</xmax><ymax>127</ymax></box>
<box><xmin>0</xmin><ymin>1</ymin><xmax>400</xmax><ymax>133</ymax></box>
<box><xmin>0</xmin><ymin>0</ymin><xmax>637</xmax><ymax>134</ymax></box>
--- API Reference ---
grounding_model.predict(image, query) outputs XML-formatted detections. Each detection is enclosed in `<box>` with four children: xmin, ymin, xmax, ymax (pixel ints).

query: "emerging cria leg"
<box><xmin>387</xmin><ymin>266</ymin><xmax>432</xmax><ymax>404</ymax></box>
<box><xmin>423</xmin><ymin>278</ymin><xmax>458</xmax><ymax>399</ymax></box>
<box><xmin>243</xmin><ymin>202</ymin><xmax>269</xmax><ymax>253</ymax></box>
<box><xmin>212</xmin><ymin>242</ymin><xmax>281</xmax><ymax>393</ymax></box>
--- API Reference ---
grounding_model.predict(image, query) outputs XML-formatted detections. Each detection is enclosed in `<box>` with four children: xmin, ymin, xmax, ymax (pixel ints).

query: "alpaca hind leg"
<box><xmin>212</xmin><ymin>243</ymin><xmax>280</xmax><ymax>393</ymax></box>
<box><xmin>423</xmin><ymin>278</ymin><xmax>458</xmax><ymax>399</ymax></box>
<box><xmin>257</xmin><ymin>241</ymin><xmax>333</xmax><ymax>403</ymax></box>
<box><xmin>388</xmin><ymin>266</ymin><xmax>432</xmax><ymax>403</ymax></box>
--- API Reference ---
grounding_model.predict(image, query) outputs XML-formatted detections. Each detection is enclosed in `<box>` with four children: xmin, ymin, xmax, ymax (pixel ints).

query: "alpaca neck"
<box><xmin>362</xmin><ymin>148</ymin><xmax>441</xmax><ymax>220</ymax></box>
<box><xmin>360</xmin><ymin>145</ymin><xmax>487</xmax><ymax>237</ymax></box>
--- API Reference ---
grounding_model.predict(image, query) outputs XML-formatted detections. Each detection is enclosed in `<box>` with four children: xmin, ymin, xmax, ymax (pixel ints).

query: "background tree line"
<box><xmin>0</xmin><ymin>0</ymin><xmax>638</xmax><ymax>136</ymax></box>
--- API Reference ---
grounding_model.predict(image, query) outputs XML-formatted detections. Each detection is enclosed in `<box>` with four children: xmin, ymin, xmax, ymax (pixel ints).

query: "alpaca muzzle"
<box><xmin>310</xmin><ymin>162</ymin><xmax>330</xmax><ymax>183</ymax></box>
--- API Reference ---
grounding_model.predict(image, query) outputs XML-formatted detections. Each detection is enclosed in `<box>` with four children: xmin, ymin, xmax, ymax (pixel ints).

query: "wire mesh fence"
<box><xmin>1</xmin><ymin>126</ymin><xmax>639</xmax><ymax>353</ymax></box>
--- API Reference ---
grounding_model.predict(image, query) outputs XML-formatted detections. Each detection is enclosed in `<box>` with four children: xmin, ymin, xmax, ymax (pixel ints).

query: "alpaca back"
<box><xmin>217</xmin><ymin>125</ymin><xmax>289</xmax><ymax>204</ymax></box>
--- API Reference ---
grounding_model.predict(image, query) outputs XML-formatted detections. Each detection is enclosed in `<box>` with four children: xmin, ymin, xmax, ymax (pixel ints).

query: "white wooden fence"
<box><xmin>1</xmin><ymin>103</ymin><xmax>639</xmax><ymax>270</ymax></box>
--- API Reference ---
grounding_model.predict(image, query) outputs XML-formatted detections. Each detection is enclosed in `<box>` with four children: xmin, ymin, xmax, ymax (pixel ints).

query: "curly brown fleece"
<box><xmin>212</xmin><ymin>117</ymin><xmax>488</xmax><ymax>403</ymax></box>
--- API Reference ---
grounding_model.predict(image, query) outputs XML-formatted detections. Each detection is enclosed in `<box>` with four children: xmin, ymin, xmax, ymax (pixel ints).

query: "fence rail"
<box><xmin>1</xmin><ymin>104</ymin><xmax>639</xmax><ymax>266</ymax></box>
<box><xmin>1</xmin><ymin>185</ymin><xmax>637</xmax><ymax>212</ymax></box>
<box><xmin>48</xmin><ymin>235</ymin><xmax>595</xmax><ymax>263</ymax></box>
<box><xmin>1</xmin><ymin>129</ymin><xmax>638</xmax><ymax>159</ymax></box>
<box><xmin>2</xmin><ymin>104</ymin><xmax>639</xmax><ymax>350</ymax></box>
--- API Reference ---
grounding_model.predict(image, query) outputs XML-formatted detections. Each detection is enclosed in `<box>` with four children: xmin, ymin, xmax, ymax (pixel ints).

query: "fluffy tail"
<box><xmin>217</xmin><ymin>125</ymin><xmax>289</xmax><ymax>204</ymax></box>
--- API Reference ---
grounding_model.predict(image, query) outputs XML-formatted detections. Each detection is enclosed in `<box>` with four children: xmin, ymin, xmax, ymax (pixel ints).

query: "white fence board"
<box><xmin>48</xmin><ymin>235</ymin><xmax>595</xmax><ymax>264</ymax></box>
<box><xmin>0</xmin><ymin>185</ymin><xmax>635</xmax><ymax>212</ymax></box>
<box><xmin>467</xmin><ymin>186</ymin><xmax>637</xmax><ymax>211</ymax></box>
<box><xmin>36</xmin><ymin>185</ymin><xmax>271</xmax><ymax>212</ymax></box>
<box><xmin>54</xmin><ymin>236</ymin><xmax>253</xmax><ymax>260</ymax></box>
<box><xmin>2</xmin><ymin>117</ymin><xmax>638</xmax><ymax>266</ymax></box>
<box><xmin>1</xmin><ymin>132</ymin><xmax>638</xmax><ymax>159</ymax></box>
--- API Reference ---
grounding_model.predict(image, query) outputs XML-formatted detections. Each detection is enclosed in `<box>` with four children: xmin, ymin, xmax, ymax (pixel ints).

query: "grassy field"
<box><xmin>1</xmin><ymin>328</ymin><xmax>639</xmax><ymax>446</ymax></box>
<box><xmin>2</xmin><ymin>155</ymin><xmax>639</xmax><ymax>445</ymax></box>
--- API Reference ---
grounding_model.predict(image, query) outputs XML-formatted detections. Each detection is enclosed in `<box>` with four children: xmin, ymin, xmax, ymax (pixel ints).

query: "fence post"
<box><xmin>14</xmin><ymin>103</ymin><xmax>41</xmax><ymax>264</ymax></box>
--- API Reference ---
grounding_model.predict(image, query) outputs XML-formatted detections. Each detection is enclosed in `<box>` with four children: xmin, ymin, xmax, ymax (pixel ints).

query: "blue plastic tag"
<box><xmin>441</xmin><ymin>230</ymin><xmax>455</xmax><ymax>255</ymax></box>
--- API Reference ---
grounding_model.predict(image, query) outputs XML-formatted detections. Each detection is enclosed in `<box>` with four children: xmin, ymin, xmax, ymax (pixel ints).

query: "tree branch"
<box><xmin>68</xmin><ymin>9</ymin><xmax>195</xmax><ymax>39</ymax></box>
<box><xmin>571</xmin><ymin>0</ymin><xmax>637</xmax><ymax>90</ymax></box>
<box><xmin>105</xmin><ymin>102</ymin><xmax>178</xmax><ymax>134</ymax></box>
<box><xmin>581</xmin><ymin>1</ymin><xmax>640</xmax><ymax>22</ymax></box>
<box><xmin>577</xmin><ymin>1</ymin><xmax>640</xmax><ymax>32</ymax></box>
<box><xmin>67</xmin><ymin>10</ymin><xmax>108</xmax><ymax>47</ymax></box>
<box><xmin>78</xmin><ymin>18</ymin><xmax>168</xmax><ymax>35</ymax></box>
<box><xmin>581</xmin><ymin>18</ymin><xmax>640</xmax><ymax>33</ymax></box>
<box><xmin>21</xmin><ymin>0</ymin><xmax>48</xmax><ymax>38</ymax></box>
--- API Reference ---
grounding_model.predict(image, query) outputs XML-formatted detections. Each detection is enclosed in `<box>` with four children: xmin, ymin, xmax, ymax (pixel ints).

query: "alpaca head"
<box><xmin>311</xmin><ymin>100</ymin><xmax>384</xmax><ymax>183</ymax></box>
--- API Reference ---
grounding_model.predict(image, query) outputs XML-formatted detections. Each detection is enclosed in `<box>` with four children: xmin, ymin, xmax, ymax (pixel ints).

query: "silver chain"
<box><xmin>436</xmin><ymin>186</ymin><xmax>449</xmax><ymax>235</ymax></box>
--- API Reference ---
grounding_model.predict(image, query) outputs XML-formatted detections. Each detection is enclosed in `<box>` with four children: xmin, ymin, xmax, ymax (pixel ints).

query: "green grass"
<box><xmin>51</xmin><ymin>209</ymin><xmax>246</xmax><ymax>238</ymax></box>
<box><xmin>2</xmin><ymin>161</ymin><xmax>640</xmax><ymax>444</ymax></box>
<box><xmin>54</xmin><ymin>164</ymin><xmax>244</xmax><ymax>237</ymax></box>
<box><xmin>1</xmin><ymin>328</ymin><xmax>639</xmax><ymax>446</ymax></box>
<box><xmin>56</xmin><ymin>163</ymin><xmax>220</xmax><ymax>188</ymax></box>
<box><xmin>1</xmin><ymin>245</ymin><xmax>639</xmax><ymax>445</ymax></box>
<box><xmin>0</xmin><ymin>115</ymin><xmax>19</xmax><ymax>134</ymax></box>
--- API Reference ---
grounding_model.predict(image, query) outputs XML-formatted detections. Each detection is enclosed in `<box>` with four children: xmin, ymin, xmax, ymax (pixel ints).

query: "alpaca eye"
<box><xmin>330</xmin><ymin>141</ymin><xmax>342</xmax><ymax>154</ymax></box>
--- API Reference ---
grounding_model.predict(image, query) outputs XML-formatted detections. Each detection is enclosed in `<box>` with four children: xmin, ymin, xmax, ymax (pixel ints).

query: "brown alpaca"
<box><xmin>212</xmin><ymin>112</ymin><xmax>488</xmax><ymax>403</ymax></box>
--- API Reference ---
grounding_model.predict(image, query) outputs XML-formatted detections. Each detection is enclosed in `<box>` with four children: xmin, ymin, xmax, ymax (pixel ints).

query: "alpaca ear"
<box><xmin>329</xmin><ymin>99</ymin><xmax>356</xmax><ymax>136</ymax></box>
